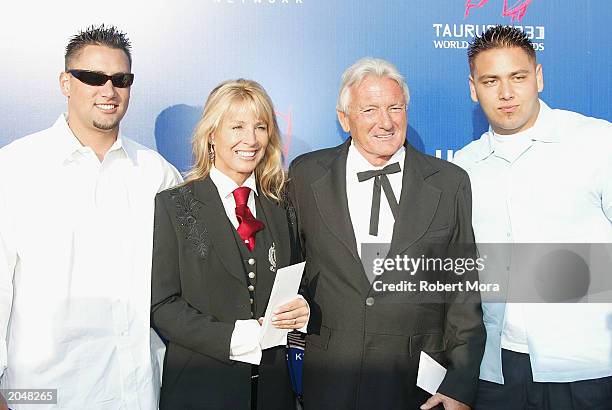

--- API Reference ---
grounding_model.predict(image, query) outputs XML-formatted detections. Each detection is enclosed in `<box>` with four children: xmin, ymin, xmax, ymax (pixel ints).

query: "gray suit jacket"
<box><xmin>288</xmin><ymin>139</ymin><xmax>485</xmax><ymax>409</ymax></box>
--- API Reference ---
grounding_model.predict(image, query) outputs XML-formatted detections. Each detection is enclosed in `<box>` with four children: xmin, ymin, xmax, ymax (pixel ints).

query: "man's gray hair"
<box><xmin>337</xmin><ymin>57</ymin><xmax>410</xmax><ymax>114</ymax></box>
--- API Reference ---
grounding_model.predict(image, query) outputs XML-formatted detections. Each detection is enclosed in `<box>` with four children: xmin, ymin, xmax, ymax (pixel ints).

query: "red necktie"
<box><xmin>233</xmin><ymin>186</ymin><xmax>264</xmax><ymax>252</ymax></box>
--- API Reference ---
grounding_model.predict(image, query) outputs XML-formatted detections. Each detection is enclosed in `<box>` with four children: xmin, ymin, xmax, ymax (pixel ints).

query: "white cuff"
<box><xmin>149</xmin><ymin>328</ymin><xmax>166</xmax><ymax>386</ymax></box>
<box><xmin>296</xmin><ymin>294</ymin><xmax>309</xmax><ymax>333</ymax></box>
<box><xmin>230</xmin><ymin>319</ymin><xmax>262</xmax><ymax>365</ymax></box>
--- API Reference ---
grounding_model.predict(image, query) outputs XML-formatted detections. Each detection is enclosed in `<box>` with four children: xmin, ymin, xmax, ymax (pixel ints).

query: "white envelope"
<box><xmin>416</xmin><ymin>351</ymin><xmax>447</xmax><ymax>395</ymax></box>
<box><xmin>259</xmin><ymin>262</ymin><xmax>305</xmax><ymax>350</ymax></box>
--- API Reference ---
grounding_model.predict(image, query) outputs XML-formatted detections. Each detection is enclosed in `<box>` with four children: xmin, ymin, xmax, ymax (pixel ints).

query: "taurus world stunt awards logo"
<box><xmin>432</xmin><ymin>0</ymin><xmax>544</xmax><ymax>52</ymax></box>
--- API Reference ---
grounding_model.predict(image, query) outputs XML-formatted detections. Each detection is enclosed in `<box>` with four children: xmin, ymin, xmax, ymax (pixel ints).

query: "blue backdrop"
<box><xmin>1</xmin><ymin>0</ymin><xmax>610</xmax><ymax>170</ymax></box>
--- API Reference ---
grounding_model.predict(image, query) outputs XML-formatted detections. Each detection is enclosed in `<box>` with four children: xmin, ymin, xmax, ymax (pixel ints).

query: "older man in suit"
<box><xmin>288</xmin><ymin>58</ymin><xmax>485</xmax><ymax>410</ymax></box>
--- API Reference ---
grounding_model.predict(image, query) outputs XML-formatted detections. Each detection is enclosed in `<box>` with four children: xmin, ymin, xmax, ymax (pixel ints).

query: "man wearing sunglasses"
<box><xmin>0</xmin><ymin>25</ymin><xmax>181</xmax><ymax>409</ymax></box>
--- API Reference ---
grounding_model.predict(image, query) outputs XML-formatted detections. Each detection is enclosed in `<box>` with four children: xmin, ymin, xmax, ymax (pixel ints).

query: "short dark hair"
<box><xmin>65</xmin><ymin>24</ymin><xmax>132</xmax><ymax>70</ymax></box>
<box><xmin>468</xmin><ymin>25</ymin><xmax>536</xmax><ymax>71</ymax></box>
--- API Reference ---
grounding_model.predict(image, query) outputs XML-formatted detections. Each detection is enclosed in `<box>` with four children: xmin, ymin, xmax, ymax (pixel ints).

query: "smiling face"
<box><xmin>60</xmin><ymin>44</ymin><xmax>131</xmax><ymax>137</ymax></box>
<box><xmin>337</xmin><ymin>75</ymin><xmax>407</xmax><ymax>166</ymax></box>
<box><xmin>212</xmin><ymin>101</ymin><xmax>270</xmax><ymax>185</ymax></box>
<box><xmin>469</xmin><ymin>46</ymin><xmax>543</xmax><ymax>135</ymax></box>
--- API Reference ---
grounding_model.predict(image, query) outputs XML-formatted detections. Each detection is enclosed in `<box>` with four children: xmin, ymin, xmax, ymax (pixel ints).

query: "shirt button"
<box><xmin>248</xmin><ymin>285</ymin><xmax>255</xmax><ymax>291</ymax></box>
<box><xmin>365</xmin><ymin>297</ymin><xmax>375</xmax><ymax>307</ymax></box>
<box><xmin>248</xmin><ymin>272</ymin><xmax>256</xmax><ymax>279</ymax></box>
<box><xmin>248</xmin><ymin>258</ymin><xmax>255</xmax><ymax>266</ymax></box>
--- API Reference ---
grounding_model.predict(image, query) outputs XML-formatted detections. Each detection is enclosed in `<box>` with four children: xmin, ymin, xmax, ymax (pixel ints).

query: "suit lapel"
<box><xmin>256</xmin><ymin>193</ymin><xmax>290</xmax><ymax>269</ymax></box>
<box><xmin>311</xmin><ymin>140</ymin><xmax>371</xmax><ymax>293</ymax></box>
<box><xmin>192</xmin><ymin>177</ymin><xmax>246</xmax><ymax>284</ymax></box>
<box><xmin>388</xmin><ymin>144</ymin><xmax>442</xmax><ymax>257</ymax></box>
<box><xmin>311</xmin><ymin>140</ymin><xmax>360</xmax><ymax>262</ymax></box>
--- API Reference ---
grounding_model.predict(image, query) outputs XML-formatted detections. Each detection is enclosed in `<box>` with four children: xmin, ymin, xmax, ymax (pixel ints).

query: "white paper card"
<box><xmin>416</xmin><ymin>351</ymin><xmax>447</xmax><ymax>395</ymax></box>
<box><xmin>259</xmin><ymin>261</ymin><xmax>305</xmax><ymax>350</ymax></box>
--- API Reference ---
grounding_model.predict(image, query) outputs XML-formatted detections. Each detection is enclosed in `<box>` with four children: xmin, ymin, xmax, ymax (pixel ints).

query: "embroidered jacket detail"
<box><xmin>171</xmin><ymin>186</ymin><xmax>209</xmax><ymax>259</ymax></box>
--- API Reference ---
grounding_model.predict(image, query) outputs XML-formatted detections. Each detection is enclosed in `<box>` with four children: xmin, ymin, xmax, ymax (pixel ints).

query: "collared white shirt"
<box><xmin>210</xmin><ymin>165</ymin><xmax>259</xmax><ymax>228</ymax></box>
<box><xmin>454</xmin><ymin>100</ymin><xmax>612</xmax><ymax>383</ymax></box>
<box><xmin>346</xmin><ymin>141</ymin><xmax>405</xmax><ymax>256</ymax></box>
<box><xmin>209</xmin><ymin>166</ymin><xmax>263</xmax><ymax>365</ymax></box>
<box><xmin>209</xmin><ymin>166</ymin><xmax>307</xmax><ymax>365</ymax></box>
<box><xmin>491</xmin><ymin>128</ymin><xmax>536</xmax><ymax>354</ymax></box>
<box><xmin>0</xmin><ymin>114</ymin><xmax>182</xmax><ymax>409</ymax></box>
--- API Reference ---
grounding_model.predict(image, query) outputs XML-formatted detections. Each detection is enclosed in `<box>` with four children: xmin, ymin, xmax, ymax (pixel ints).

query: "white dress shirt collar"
<box><xmin>491</xmin><ymin>127</ymin><xmax>535</xmax><ymax>164</ymax></box>
<box><xmin>209</xmin><ymin>166</ymin><xmax>258</xmax><ymax>200</ymax></box>
<box><xmin>347</xmin><ymin>140</ymin><xmax>405</xmax><ymax>173</ymax></box>
<box><xmin>53</xmin><ymin>113</ymin><xmax>132</xmax><ymax>164</ymax></box>
<box><xmin>474</xmin><ymin>100</ymin><xmax>560</xmax><ymax>163</ymax></box>
<box><xmin>346</xmin><ymin>141</ymin><xmax>405</xmax><ymax>255</ymax></box>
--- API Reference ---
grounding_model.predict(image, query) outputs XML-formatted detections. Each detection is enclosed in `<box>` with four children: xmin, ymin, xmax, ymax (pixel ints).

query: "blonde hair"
<box><xmin>186</xmin><ymin>79</ymin><xmax>286</xmax><ymax>202</ymax></box>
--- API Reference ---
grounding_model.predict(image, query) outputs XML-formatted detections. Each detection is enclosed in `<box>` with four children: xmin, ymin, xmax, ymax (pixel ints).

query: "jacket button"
<box><xmin>248</xmin><ymin>258</ymin><xmax>255</xmax><ymax>265</ymax></box>
<box><xmin>365</xmin><ymin>297</ymin><xmax>375</xmax><ymax>306</ymax></box>
<box><xmin>248</xmin><ymin>285</ymin><xmax>255</xmax><ymax>291</ymax></box>
<box><xmin>248</xmin><ymin>272</ymin><xmax>256</xmax><ymax>279</ymax></box>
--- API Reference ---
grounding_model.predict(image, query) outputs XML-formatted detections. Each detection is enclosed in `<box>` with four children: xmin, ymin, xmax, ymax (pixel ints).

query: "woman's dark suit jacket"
<box><xmin>151</xmin><ymin>177</ymin><xmax>299</xmax><ymax>410</ymax></box>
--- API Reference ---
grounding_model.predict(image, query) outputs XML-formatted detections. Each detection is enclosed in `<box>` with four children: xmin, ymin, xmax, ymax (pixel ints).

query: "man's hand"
<box><xmin>421</xmin><ymin>393</ymin><xmax>470</xmax><ymax>410</ymax></box>
<box><xmin>0</xmin><ymin>392</ymin><xmax>8</xmax><ymax>410</ymax></box>
<box><xmin>271</xmin><ymin>297</ymin><xmax>309</xmax><ymax>329</ymax></box>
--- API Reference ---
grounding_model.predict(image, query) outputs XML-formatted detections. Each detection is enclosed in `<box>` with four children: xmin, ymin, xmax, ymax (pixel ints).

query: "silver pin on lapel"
<box><xmin>269</xmin><ymin>242</ymin><xmax>277</xmax><ymax>272</ymax></box>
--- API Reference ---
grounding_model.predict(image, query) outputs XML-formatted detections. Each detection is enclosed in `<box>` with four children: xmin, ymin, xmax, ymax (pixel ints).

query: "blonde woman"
<box><xmin>151</xmin><ymin>79</ymin><xmax>308</xmax><ymax>410</ymax></box>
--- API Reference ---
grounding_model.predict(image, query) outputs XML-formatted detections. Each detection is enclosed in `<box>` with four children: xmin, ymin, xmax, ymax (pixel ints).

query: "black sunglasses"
<box><xmin>67</xmin><ymin>69</ymin><xmax>134</xmax><ymax>88</ymax></box>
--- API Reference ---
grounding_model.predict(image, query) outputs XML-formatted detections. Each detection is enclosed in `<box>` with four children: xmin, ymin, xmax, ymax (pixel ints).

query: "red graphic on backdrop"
<box><xmin>464</xmin><ymin>0</ymin><xmax>490</xmax><ymax>19</ymax></box>
<box><xmin>275</xmin><ymin>107</ymin><xmax>293</xmax><ymax>164</ymax></box>
<box><xmin>464</xmin><ymin>0</ymin><xmax>533</xmax><ymax>22</ymax></box>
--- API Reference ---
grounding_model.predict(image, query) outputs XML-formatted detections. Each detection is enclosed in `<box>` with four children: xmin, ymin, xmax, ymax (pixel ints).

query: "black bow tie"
<box><xmin>356</xmin><ymin>162</ymin><xmax>401</xmax><ymax>236</ymax></box>
<box><xmin>357</xmin><ymin>162</ymin><xmax>401</xmax><ymax>182</ymax></box>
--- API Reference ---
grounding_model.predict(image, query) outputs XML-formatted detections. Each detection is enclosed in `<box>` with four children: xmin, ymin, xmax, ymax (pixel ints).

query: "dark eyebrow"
<box><xmin>477</xmin><ymin>69</ymin><xmax>531</xmax><ymax>81</ymax></box>
<box><xmin>476</xmin><ymin>74</ymin><xmax>498</xmax><ymax>81</ymax></box>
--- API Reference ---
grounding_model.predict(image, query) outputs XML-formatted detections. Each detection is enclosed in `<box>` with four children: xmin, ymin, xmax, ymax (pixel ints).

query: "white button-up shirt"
<box><xmin>210</xmin><ymin>165</ymin><xmax>259</xmax><ymax>227</ymax></box>
<box><xmin>489</xmin><ymin>129</ymin><xmax>534</xmax><ymax>355</ymax></box>
<box><xmin>0</xmin><ymin>115</ymin><xmax>182</xmax><ymax>409</ymax></box>
<box><xmin>209</xmin><ymin>166</ymin><xmax>307</xmax><ymax>365</ymax></box>
<box><xmin>209</xmin><ymin>166</ymin><xmax>263</xmax><ymax>365</ymax></box>
<box><xmin>454</xmin><ymin>100</ymin><xmax>612</xmax><ymax>383</ymax></box>
<box><xmin>346</xmin><ymin>142</ymin><xmax>405</xmax><ymax>256</ymax></box>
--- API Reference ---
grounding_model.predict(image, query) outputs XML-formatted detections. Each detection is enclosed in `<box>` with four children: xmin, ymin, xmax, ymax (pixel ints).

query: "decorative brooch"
<box><xmin>268</xmin><ymin>242</ymin><xmax>277</xmax><ymax>272</ymax></box>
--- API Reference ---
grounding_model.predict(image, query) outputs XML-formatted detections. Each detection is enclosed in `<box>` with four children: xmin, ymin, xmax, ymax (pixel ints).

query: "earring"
<box><xmin>209</xmin><ymin>144</ymin><xmax>215</xmax><ymax>162</ymax></box>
